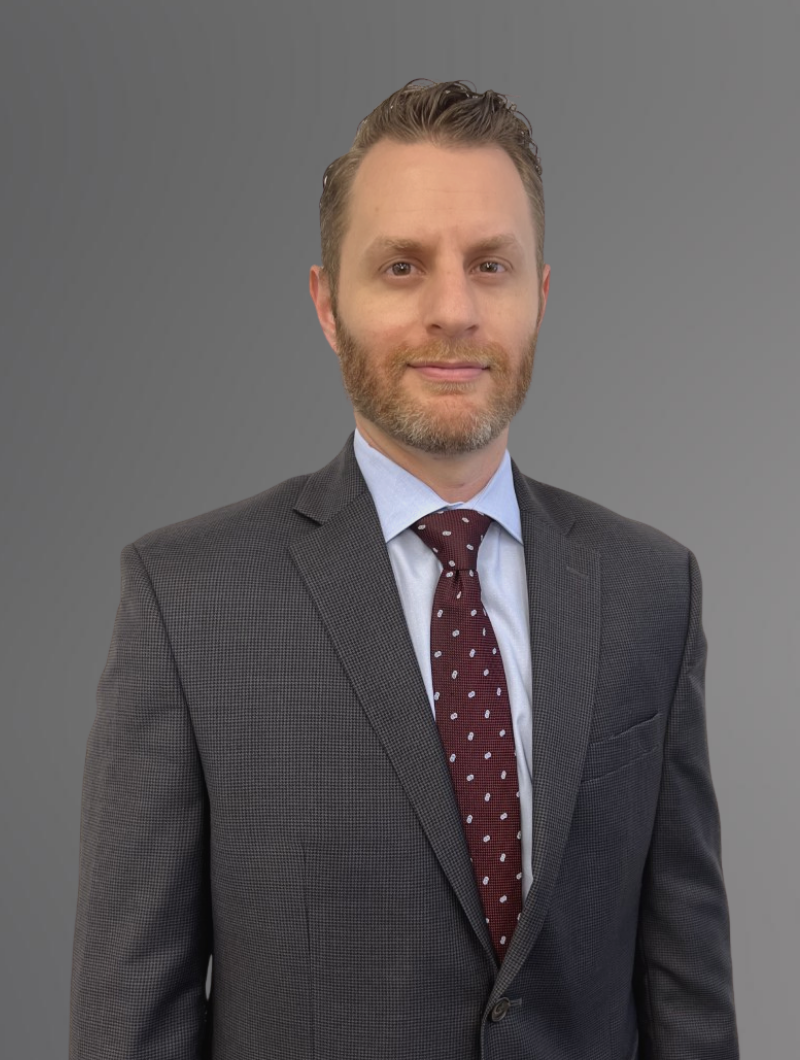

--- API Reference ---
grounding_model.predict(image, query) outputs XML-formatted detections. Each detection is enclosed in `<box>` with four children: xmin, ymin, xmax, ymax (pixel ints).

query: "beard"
<box><xmin>333</xmin><ymin>317</ymin><xmax>540</xmax><ymax>456</ymax></box>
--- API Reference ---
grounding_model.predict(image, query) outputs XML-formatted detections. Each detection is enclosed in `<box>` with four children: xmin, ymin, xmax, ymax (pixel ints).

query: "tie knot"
<box><xmin>411</xmin><ymin>509</ymin><xmax>493</xmax><ymax>571</ymax></box>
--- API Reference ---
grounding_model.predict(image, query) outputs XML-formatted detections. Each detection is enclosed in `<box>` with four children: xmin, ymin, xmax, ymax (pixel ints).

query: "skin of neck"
<box><xmin>354</xmin><ymin>412</ymin><xmax>509</xmax><ymax>504</ymax></box>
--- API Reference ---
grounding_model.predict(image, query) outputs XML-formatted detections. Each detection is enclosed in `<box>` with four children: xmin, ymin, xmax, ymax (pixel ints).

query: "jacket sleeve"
<box><xmin>70</xmin><ymin>543</ymin><xmax>213</xmax><ymax>1059</ymax></box>
<box><xmin>633</xmin><ymin>549</ymin><xmax>739</xmax><ymax>1059</ymax></box>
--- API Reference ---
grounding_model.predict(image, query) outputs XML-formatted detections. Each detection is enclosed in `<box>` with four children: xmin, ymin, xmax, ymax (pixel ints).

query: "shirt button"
<box><xmin>490</xmin><ymin>997</ymin><xmax>512</xmax><ymax>1022</ymax></box>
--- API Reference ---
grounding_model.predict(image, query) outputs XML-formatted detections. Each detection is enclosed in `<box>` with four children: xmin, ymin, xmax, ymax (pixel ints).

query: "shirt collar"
<box><xmin>352</xmin><ymin>426</ymin><xmax>523</xmax><ymax>545</ymax></box>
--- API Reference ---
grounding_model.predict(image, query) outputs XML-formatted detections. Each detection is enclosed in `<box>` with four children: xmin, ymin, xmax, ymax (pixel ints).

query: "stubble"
<box><xmin>333</xmin><ymin>319</ymin><xmax>539</xmax><ymax>456</ymax></box>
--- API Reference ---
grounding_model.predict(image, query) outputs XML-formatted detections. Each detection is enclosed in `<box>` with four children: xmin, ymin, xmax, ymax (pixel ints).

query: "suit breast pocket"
<box><xmin>581</xmin><ymin>711</ymin><xmax>663</xmax><ymax>783</ymax></box>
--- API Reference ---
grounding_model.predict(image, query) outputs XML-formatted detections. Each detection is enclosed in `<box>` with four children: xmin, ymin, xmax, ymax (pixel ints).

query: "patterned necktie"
<box><xmin>412</xmin><ymin>509</ymin><xmax>523</xmax><ymax>960</ymax></box>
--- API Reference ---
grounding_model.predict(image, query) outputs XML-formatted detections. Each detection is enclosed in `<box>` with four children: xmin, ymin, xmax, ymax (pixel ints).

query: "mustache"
<box><xmin>401</xmin><ymin>347</ymin><xmax>507</xmax><ymax>368</ymax></box>
<box><xmin>406</xmin><ymin>356</ymin><xmax>488</xmax><ymax>366</ymax></box>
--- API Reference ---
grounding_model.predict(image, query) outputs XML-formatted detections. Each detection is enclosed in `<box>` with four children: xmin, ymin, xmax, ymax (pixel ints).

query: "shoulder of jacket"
<box><xmin>520</xmin><ymin>473</ymin><xmax>693</xmax><ymax>564</ymax></box>
<box><xmin>128</xmin><ymin>470</ymin><xmax>313</xmax><ymax>559</ymax></box>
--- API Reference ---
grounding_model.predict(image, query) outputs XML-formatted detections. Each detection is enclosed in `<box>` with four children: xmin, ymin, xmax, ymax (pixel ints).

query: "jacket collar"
<box><xmin>294</xmin><ymin>431</ymin><xmax>576</xmax><ymax>539</ymax></box>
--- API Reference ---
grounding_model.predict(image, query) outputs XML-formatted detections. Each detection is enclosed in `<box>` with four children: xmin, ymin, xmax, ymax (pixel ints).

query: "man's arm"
<box><xmin>633</xmin><ymin>549</ymin><xmax>739</xmax><ymax>1059</ymax></box>
<box><xmin>70</xmin><ymin>543</ymin><xmax>212</xmax><ymax>1059</ymax></box>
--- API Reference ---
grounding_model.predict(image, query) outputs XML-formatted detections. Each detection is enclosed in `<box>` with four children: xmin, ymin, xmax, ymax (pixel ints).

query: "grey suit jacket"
<box><xmin>70</xmin><ymin>433</ymin><xmax>739</xmax><ymax>1060</ymax></box>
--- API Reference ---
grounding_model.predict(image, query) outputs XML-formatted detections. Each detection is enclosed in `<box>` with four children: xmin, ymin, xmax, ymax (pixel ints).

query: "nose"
<box><xmin>419</xmin><ymin>261</ymin><xmax>481</xmax><ymax>340</ymax></box>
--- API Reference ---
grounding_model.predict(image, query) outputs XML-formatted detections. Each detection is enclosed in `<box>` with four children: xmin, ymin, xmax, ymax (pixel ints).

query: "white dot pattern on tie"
<box><xmin>412</xmin><ymin>508</ymin><xmax>523</xmax><ymax>961</ymax></box>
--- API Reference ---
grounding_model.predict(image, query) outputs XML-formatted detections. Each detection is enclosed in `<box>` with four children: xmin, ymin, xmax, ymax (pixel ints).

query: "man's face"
<box><xmin>312</xmin><ymin>139</ymin><xmax>550</xmax><ymax>456</ymax></box>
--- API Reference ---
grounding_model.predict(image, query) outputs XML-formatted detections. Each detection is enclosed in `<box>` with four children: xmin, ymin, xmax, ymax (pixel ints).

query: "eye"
<box><xmin>478</xmin><ymin>261</ymin><xmax>505</xmax><ymax>274</ymax></box>
<box><xmin>386</xmin><ymin>261</ymin><xmax>415</xmax><ymax>277</ymax></box>
<box><xmin>383</xmin><ymin>260</ymin><xmax>507</xmax><ymax>277</ymax></box>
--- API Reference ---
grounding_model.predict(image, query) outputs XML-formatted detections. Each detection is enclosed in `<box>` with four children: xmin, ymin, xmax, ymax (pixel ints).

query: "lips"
<box><xmin>410</xmin><ymin>362</ymin><xmax>487</xmax><ymax>381</ymax></box>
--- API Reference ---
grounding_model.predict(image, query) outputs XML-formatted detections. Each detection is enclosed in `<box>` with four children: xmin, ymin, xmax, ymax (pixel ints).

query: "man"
<box><xmin>70</xmin><ymin>80</ymin><xmax>739</xmax><ymax>1059</ymax></box>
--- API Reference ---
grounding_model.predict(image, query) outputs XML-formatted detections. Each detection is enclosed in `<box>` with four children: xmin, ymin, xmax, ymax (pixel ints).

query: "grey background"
<box><xmin>1</xmin><ymin>1</ymin><xmax>797</xmax><ymax>1055</ymax></box>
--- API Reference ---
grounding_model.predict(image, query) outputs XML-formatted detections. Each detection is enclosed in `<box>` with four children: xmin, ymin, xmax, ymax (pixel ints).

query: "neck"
<box><xmin>355</xmin><ymin>415</ymin><xmax>509</xmax><ymax>503</ymax></box>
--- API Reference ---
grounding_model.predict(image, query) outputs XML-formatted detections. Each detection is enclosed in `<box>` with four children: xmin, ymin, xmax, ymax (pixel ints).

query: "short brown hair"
<box><xmin>319</xmin><ymin>79</ymin><xmax>545</xmax><ymax>316</ymax></box>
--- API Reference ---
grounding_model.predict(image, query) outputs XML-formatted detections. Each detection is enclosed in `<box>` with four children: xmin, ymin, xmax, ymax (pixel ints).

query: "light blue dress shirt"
<box><xmin>352</xmin><ymin>427</ymin><xmax>534</xmax><ymax>901</ymax></box>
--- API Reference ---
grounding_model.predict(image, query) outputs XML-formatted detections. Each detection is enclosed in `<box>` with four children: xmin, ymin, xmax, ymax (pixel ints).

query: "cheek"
<box><xmin>346</xmin><ymin>289</ymin><xmax>432</xmax><ymax>347</ymax></box>
<box><xmin>342</xmin><ymin>290</ymin><xmax>408</xmax><ymax>335</ymax></box>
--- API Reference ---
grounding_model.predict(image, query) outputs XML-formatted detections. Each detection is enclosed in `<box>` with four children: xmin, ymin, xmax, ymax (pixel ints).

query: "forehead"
<box><xmin>343</xmin><ymin>139</ymin><xmax>535</xmax><ymax>256</ymax></box>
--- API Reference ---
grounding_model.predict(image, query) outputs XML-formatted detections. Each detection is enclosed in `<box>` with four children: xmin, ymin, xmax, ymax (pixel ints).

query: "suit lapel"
<box><xmin>289</xmin><ymin>438</ymin><xmax>495</xmax><ymax>960</ymax></box>
<box><xmin>289</xmin><ymin>436</ymin><xmax>602</xmax><ymax>983</ymax></box>
<box><xmin>493</xmin><ymin>462</ymin><xmax>602</xmax><ymax>992</ymax></box>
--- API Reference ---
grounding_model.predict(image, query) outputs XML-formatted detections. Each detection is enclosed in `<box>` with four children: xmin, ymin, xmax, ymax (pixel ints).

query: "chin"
<box><xmin>392</xmin><ymin>412</ymin><xmax>506</xmax><ymax>455</ymax></box>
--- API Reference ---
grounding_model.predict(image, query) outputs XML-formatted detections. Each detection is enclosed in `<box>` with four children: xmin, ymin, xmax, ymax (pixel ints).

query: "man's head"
<box><xmin>309</xmin><ymin>79</ymin><xmax>550</xmax><ymax>457</ymax></box>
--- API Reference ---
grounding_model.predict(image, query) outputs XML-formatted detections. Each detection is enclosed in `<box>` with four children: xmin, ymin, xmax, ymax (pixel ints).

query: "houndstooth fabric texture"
<box><xmin>69</xmin><ymin>433</ymin><xmax>739</xmax><ymax>1060</ymax></box>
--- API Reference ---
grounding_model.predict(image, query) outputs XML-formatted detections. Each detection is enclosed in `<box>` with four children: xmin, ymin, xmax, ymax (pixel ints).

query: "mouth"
<box><xmin>409</xmin><ymin>363</ymin><xmax>488</xmax><ymax>382</ymax></box>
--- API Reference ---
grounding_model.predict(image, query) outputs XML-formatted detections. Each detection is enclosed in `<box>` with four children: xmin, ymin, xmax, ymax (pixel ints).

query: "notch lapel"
<box><xmin>287</xmin><ymin>437</ymin><xmax>602</xmax><ymax>984</ymax></box>
<box><xmin>492</xmin><ymin>462</ymin><xmax>602</xmax><ymax>993</ymax></box>
<box><xmin>289</xmin><ymin>438</ymin><xmax>495</xmax><ymax>961</ymax></box>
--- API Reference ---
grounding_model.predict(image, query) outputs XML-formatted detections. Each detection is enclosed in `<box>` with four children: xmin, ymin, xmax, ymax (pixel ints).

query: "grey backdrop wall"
<box><xmin>1</xmin><ymin>1</ymin><xmax>797</xmax><ymax>1056</ymax></box>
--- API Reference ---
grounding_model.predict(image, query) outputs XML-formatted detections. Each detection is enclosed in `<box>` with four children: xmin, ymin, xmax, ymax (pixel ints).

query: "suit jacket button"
<box><xmin>490</xmin><ymin>997</ymin><xmax>512</xmax><ymax>1022</ymax></box>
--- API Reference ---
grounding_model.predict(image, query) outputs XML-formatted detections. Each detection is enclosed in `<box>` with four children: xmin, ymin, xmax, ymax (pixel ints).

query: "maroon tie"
<box><xmin>412</xmin><ymin>509</ymin><xmax>523</xmax><ymax>959</ymax></box>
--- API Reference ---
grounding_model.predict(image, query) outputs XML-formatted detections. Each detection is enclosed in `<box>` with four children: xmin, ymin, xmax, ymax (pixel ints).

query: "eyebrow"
<box><xmin>364</xmin><ymin>233</ymin><xmax>526</xmax><ymax>260</ymax></box>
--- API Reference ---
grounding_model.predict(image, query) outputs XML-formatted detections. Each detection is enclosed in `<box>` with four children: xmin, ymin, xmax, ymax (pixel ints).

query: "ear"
<box><xmin>309</xmin><ymin>265</ymin><xmax>339</xmax><ymax>353</ymax></box>
<box><xmin>537</xmin><ymin>263</ymin><xmax>551</xmax><ymax>328</ymax></box>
